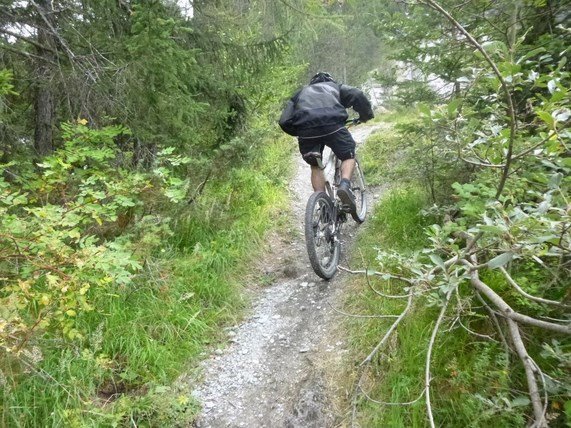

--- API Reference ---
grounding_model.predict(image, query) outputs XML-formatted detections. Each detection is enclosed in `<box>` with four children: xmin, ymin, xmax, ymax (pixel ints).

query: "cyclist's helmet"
<box><xmin>309</xmin><ymin>71</ymin><xmax>335</xmax><ymax>85</ymax></box>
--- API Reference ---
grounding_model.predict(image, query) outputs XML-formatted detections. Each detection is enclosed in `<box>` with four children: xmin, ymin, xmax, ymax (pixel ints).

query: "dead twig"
<box><xmin>426</xmin><ymin>287</ymin><xmax>454</xmax><ymax>428</ymax></box>
<box><xmin>339</xmin><ymin>266</ymin><xmax>416</xmax><ymax>285</ymax></box>
<box><xmin>327</xmin><ymin>302</ymin><xmax>400</xmax><ymax>319</ymax></box>
<box><xmin>361</xmin><ymin>292</ymin><xmax>415</xmax><ymax>366</ymax></box>
<box><xmin>507</xmin><ymin>319</ymin><xmax>546</xmax><ymax>427</ymax></box>
<box><xmin>499</xmin><ymin>266</ymin><xmax>570</xmax><ymax>309</ymax></box>
<box><xmin>350</xmin><ymin>291</ymin><xmax>415</xmax><ymax>427</ymax></box>
<box><xmin>457</xmin><ymin>317</ymin><xmax>499</xmax><ymax>342</ymax></box>
<box><xmin>359</xmin><ymin>383</ymin><xmax>426</xmax><ymax>406</ymax></box>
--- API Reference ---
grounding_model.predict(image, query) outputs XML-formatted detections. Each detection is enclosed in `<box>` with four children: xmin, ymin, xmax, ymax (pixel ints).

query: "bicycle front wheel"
<box><xmin>305</xmin><ymin>191</ymin><xmax>340</xmax><ymax>280</ymax></box>
<box><xmin>351</xmin><ymin>159</ymin><xmax>367</xmax><ymax>223</ymax></box>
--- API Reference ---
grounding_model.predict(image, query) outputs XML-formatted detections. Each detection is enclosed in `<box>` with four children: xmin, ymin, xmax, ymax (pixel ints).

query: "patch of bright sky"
<box><xmin>177</xmin><ymin>0</ymin><xmax>194</xmax><ymax>18</ymax></box>
<box><xmin>3</xmin><ymin>1</ymin><xmax>35</xmax><ymax>43</ymax></box>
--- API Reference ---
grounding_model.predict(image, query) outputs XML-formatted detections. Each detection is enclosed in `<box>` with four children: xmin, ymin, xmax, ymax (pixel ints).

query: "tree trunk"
<box><xmin>33</xmin><ymin>0</ymin><xmax>56</xmax><ymax>157</ymax></box>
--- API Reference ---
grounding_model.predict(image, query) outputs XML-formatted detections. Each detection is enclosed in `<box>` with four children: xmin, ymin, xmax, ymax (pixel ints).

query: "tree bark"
<box><xmin>33</xmin><ymin>0</ymin><xmax>56</xmax><ymax>156</ymax></box>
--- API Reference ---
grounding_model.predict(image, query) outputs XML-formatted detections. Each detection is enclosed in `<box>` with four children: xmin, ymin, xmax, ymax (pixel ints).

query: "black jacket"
<box><xmin>279</xmin><ymin>81</ymin><xmax>374</xmax><ymax>137</ymax></box>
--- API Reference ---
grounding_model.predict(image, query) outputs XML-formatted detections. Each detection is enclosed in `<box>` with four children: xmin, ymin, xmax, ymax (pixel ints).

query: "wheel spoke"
<box><xmin>305</xmin><ymin>192</ymin><xmax>340</xmax><ymax>279</ymax></box>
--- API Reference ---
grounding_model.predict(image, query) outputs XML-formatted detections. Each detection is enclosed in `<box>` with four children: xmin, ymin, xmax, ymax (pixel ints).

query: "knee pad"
<box><xmin>302</xmin><ymin>151</ymin><xmax>323</xmax><ymax>168</ymax></box>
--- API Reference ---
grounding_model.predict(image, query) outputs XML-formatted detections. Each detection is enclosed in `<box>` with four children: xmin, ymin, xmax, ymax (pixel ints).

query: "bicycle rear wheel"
<box><xmin>305</xmin><ymin>191</ymin><xmax>340</xmax><ymax>280</ymax></box>
<box><xmin>351</xmin><ymin>159</ymin><xmax>367</xmax><ymax>223</ymax></box>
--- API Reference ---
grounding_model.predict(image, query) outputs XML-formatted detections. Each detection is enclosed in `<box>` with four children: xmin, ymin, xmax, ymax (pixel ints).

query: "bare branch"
<box><xmin>188</xmin><ymin>170</ymin><xmax>212</xmax><ymax>205</ymax></box>
<box><xmin>538</xmin><ymin>315</ymin><xmax>571</xmax><ymax>323</ymax></box>
<box><xmin>0</xmin><ymin>27</ymin><xmax>57</xmax><ymax>53</ymax></box>
<box><xmin>0</xmin><ymin>43</ymin><xmax>58</xmax><ymax>65</ymax></box>
<box><xmin>327</xmin><ymin>302</ymin><xmax>400</xmax><ymax>319</ymax></box>
<box><xmin>507</xmin><ymin>319</ymin><xmax>546</xmax><ymax>427</ymax></box>
<box><xmin>338</xmin><ymin>266</ymin><xmax>415</xmax><ymax>299</ymax></box>
<box><xmin>339</xmin><ymin>266</ymin><xmax>416</xmax><ymax>285</ymax></box>
<box><xmin>351</xmin><ymin>291</ymin><xmax>415</xmax><ymax>427</ymax></box>
<box><xmin>465</xmin><ymin>259</ymin><xmax>571</xmax><ymax>335</ymax></box>
<box><xmin>475</xmin><ymin>291</ymin><xmax>511</xmax><ymax>354</ymax></box>
<box><xmin>499</xmin><ymin>267</ymin><xmax>570</xmax><ymax>309</ymax></box>
<box><xmin>460</xmin><ymin>156</ymin><xmax>506</xmax><ymax>168</ymax></box>
<box><xmin>457</xmin><ymin>317</ymin><xmax>499</xmax><ymax>342</ymax></box>
<box><xmin>426</xmin><ymin>288</ymin><xmax>454</xmax><ymax>428</ymax></box>
<box><xmin>531</xmin><ymin>358</ymin><xmax>549</xmax><ymax>427</ymax></box>
<box><xmin>359</xmin><ymin>383</ymin><xmax>426</xmax><ymax>406</ymax></box>
<box><xmin>29</xmin><ymin>0</ymin><xmax>76</xmax><ymax>62</ymax></box>
<box><xmin>361</xmin><ymin>293</ymin><xmax>414</xmax><ymax>366</ymax></box>
<box><xmin>419</xmin><ymin>0</ymin><xmax>517</xmax><ymax>198</ymax></box>
<box><xmin>512</xmin><ymin>133</ymin><xmax>554</xmax><ymax>161</ymax></box>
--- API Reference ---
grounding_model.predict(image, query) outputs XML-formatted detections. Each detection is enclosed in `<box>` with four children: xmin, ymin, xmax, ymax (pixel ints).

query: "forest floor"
<box><xmin>189</xmin><ymin>125</ymin><xmax>383</xmax><ymax>428</ymax></box>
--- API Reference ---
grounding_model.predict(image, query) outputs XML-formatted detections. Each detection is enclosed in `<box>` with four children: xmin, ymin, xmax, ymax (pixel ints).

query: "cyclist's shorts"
<box><xmin>298</xmin><ymin>128</ymin><xmax>356</xmax><ymax>166</ymax></box>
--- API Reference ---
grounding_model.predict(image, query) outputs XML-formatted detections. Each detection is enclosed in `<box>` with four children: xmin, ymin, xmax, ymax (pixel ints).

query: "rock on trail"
<box><xmin>191</xmin><ymin>125</ymin><xmax>381</xmax><ymax>428</ymax></box>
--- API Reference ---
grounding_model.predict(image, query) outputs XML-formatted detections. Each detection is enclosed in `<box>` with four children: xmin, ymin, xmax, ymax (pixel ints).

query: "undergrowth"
<box><xmin>345</xmin><ymin>113</ymin><xmax>530</xmax><ymax>426</ymax></box>
<box><xmin>345</xmin><ymin>186</ymin><xmax>525</xmax><ymax>427</ymax></box>
<box><xmin>0</xmin><ymin>136</ymin><xmax>293</xmax><ymax>427</ymax></box>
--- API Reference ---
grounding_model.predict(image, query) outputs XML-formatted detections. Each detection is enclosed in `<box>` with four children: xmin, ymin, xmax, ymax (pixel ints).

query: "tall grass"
<box><xmin>1</xmin><ymin>137</ymin><xmax>293</xmax><ymax>427</ymax></box>
<box><xmin>360</xmin><ymin>109</ymin><xmax>419</xmax><ymax>187</ymax></box>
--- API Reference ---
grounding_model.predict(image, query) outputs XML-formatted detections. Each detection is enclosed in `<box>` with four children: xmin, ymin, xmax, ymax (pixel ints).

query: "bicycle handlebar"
<box><xmin>345</xmin><ymin>118</ymin><xmax>361</xmax><ymax>127</ymax></box>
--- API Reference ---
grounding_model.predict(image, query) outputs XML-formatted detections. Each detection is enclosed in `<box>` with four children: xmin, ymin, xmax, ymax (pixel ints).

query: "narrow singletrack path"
<box><xmin>191</xmin><ymin>125</ymin><xmax>382</xmax><ymax>428</ymax></box>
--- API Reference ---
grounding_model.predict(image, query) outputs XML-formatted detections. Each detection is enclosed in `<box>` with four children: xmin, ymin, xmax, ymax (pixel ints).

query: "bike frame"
<box><xmin>320</xmin><ymin>150</ymin><xmax>348</xmax><ymax>238</ymax></box>
<box><xmin>304</xmin><ymin>119</ymin><xmax>366</xmax><ymax>279</ymax></box>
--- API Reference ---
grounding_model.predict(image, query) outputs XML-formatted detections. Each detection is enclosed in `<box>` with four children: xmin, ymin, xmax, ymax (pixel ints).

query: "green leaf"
<box><xmin>429</xmin><ymin>254</ymin><xmax>446</xmax><ymax>270</ymax></box>
<box><xmin>418</xmin><ymin>103</ymin><xmax>432</xmax><ymax>117</ymax></box>
<box><xmin>537</xmin><ymin>110</ymin><xmax>555</xmax><ymax>128</ymax></box>
<box><xmin>510</xmin><ymin>396</ymin><xmax>531</xmax><ymax>407</ymax></box>
<box><xmin>548</xmin><ymin>173</ymin><xmax>563</xmax><ymax>189</ymax></box>
<box><xmin>487</xmin><ymin>252</ymin><xmax>513</xmax><ymax>269</ymax></box>
<box><xmin>517</xmin><ymin>47</ymin><xmax>546</xmax><ymax>62</ymax></box>
<box><xmin>447</xmin><ymin>98</ymin><xmax>462</xmax><ymax>116</ymax></box>
<box><xmin>481</xmin><ymin>40</ymin><xmax>508</xmax><ymax>56</ymax></box>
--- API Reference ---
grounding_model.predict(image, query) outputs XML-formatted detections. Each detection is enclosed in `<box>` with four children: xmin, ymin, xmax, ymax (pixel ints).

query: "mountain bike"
<box><xmin>304</xmin><ymin>123</ymin><xmax>367</xmax><ymax>280</ymax></box>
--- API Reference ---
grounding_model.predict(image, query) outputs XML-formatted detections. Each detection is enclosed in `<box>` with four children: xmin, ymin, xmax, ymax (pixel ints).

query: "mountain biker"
<box><xmin>278</xmin><ymin>71</ymin><xmax>374</xmax><ymax>214</ymax></box>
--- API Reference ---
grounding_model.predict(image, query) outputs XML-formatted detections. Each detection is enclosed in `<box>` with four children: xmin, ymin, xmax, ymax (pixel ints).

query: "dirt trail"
<box><xmin>191</xmin><ymin>125</ymin><xmax>382</xmax><ymax>428</ymax></box>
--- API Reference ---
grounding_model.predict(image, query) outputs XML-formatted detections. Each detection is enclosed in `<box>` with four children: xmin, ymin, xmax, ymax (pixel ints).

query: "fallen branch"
<box><xmin>426</xmin><ymin>288</ymin><xmax>454</xmax><ymax>428</ymax></box>
<box><xmin>464</xmin><ymin>259</ymin><xmax>571</xmax><ymax>335</ymax></box>
<box><xmin>339</xmin><ymin>266</ymin><xmax>416</xmax><ymax>285</ymax></box>
<box><xmin>327</xmin><ymin>302</ymin><xmax>400</xmax><ymax>319</ymax></box>
<box><xmin>359</xmin><ymin>383</ymin><xmax>426</xmax><ymax>406</ymax></box>
<box><xmin>351</xmin><ymin>291</ymin><xmax>415</xmax><ymax>427</ymax></box>
<box><xmin>475</xmin><ymin>290</ymin><xmax>511</xmax><ymax>354</ymax></box>
<box><xmin>499</xmin><ymin>266</ymin><xmax>570</xmax><ymax>309</ymax></box>
<box><xmin>507</xmin><ymin>319</ymin><xmax>546</xmax><ymax>427</ymax></box>
<box><xmin>361</xmin><ymin>292</ymin><xmax>415</xmax><ymax>366</ymax></box>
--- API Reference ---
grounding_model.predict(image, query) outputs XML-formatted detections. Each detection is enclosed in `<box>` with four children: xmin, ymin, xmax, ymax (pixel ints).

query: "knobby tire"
<box><xmin>350</xmin><ymin>159</ymin><xmax>367</xmax><ymax>223</ymax></box>
<box><xmin>305</xmin><ymin>191</ymin><xmax>340</xmax><ymax>280</ymax></box>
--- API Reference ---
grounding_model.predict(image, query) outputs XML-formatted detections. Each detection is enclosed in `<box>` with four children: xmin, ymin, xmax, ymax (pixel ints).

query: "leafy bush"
<box><xmin>348</xmin><ymin>4</ymin><xmax>571</xmax><ymax>427</ymax></box>
<box><xmin>0</xmin><ymin>120</ymin><xmax>199</xmax><ymax>423</ymax></box>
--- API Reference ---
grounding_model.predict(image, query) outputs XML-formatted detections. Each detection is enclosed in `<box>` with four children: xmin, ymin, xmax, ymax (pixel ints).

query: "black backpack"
<box><xmin>278</xmin><ymin>92</ymin><xmax>300</xmax><ymax>136</ymax></box>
